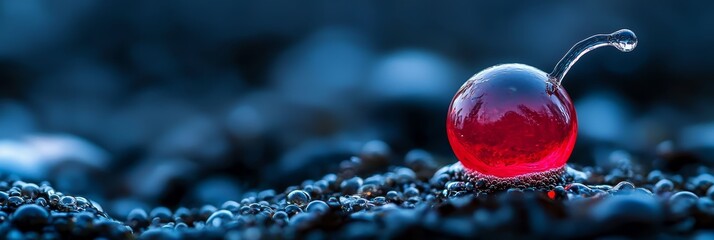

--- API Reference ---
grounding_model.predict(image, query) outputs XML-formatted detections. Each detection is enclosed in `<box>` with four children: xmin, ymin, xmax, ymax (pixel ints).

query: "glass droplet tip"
<box><xmin>549</xmin><ymin>29</ymin><xmax>638</xmax><ymax>85</ymax></box>
<box><xmin>610</xmin><ymin>29</ymin><xmax>637</xmax><ymax>52</ymax></box>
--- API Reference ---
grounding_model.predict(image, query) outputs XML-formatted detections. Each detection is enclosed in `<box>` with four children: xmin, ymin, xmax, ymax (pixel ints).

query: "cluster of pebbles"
<box><xmin>3</xmin><ymin>148</ymin><xmax>714</xmax><ymax>239</ymax></box>
<box><xmin>0</xmin><ymin>177</ymin><xmax>130</xmax><ymax>239</ymax></box>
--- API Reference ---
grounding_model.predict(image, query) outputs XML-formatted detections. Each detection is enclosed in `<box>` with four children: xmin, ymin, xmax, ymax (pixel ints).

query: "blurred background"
<box><xmin>0</xmin><ymin>0</ymin><xmax>712</xmax><ymax>217</ymax></box>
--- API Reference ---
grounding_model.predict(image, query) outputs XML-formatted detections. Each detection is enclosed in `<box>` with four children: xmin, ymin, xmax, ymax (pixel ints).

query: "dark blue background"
<box><xmin>0</xmin><ymin>1</ymin><xmax>711</xmax><ymax>217</ymax></box>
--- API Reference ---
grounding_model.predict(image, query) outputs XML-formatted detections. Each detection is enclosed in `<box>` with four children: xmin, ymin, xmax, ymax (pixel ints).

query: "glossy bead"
<box><xmin>447</xmin><ymin>64</ymin><xmax>577</xmax><ymax>178</ymax></box>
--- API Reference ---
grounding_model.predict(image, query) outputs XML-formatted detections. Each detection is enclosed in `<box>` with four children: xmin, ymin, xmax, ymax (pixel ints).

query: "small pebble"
<box><xmin>287</xmin><ymin>190</ymin><xmax>311</xmax><ymax>207</ymax></box>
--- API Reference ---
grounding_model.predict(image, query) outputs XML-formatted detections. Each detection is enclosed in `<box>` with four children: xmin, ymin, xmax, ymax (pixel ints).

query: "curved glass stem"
<box><xmin>549</xmin><ymin>29</ymin><xmax>638</xmax><ymax>85</ymax></box>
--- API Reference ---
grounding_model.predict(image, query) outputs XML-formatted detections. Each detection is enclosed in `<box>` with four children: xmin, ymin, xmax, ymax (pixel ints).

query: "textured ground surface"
<box><xmin>2</xmin><ymin>148</ymin><xmax>714</xmax><ymax>240</ymax></box>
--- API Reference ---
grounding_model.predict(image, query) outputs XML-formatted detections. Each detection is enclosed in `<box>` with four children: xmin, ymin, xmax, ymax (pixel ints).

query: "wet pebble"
<box><xmin>127</xmin><ymin>208</ymin><xmax>149</xmax><ymax>229</ymax></box>
<box><xmin>150</xmin><ymin>207</ymin><xmax>172</xmax><ymax>223</ymax></box>
<box><xmin>670</xmin><ymin>191</ymin><xmax>699</xmax><ymax>218</ymax></box>
<box><xmin>340</xmin><ymin>177</ymin><xmax>363</xmax><ymax>195</ymax></box>
<box><xmin>590</xmin><ymin>195</ymin><xmax>662</xmax><ymax>235</ymax></box>
<box><xmin>287</xmin><ymin>190</ymin><xmax>311</xmax><ymax>207</ymax></box>
<box><xmin>20</xmin><ymin>184</ymin><xmax>40</xmax><ymax>199</ymax></box>
<box><xmin>11</xmin><ymin>204</ymin><xmax>49</xmax><ymax>231</ymax></box>
<box><xmin>59</xmin><ymin>196</ymin><xmax>77</xmax><ymax>209</ymax></box>
<box><xmin>306</xmin><ymin>200</ymin><xmax>329</xmax><ymax>214</ymax></box>
<box><xmin>206</xmin><ymin>210</ymin><xmax>234</xmax><ymax>227</ymax></box>
<box><xmin>655</xmin><ymin>179</ymin><xmax>675</xmax><ymax>194</ymax></box>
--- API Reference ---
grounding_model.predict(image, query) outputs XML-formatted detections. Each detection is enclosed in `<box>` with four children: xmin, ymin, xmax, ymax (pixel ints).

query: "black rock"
<box><xmin>11</xmin><ymin>204</ymin><xmax>50</xmax><ymax>231</ymax></box>
<box><xmin>590</xmin><ymin>195</ymin><xmax>662</xmax><ymax>236</ymax></box>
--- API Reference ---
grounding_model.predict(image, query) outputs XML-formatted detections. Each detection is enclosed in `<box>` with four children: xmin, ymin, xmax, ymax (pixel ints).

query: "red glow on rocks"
<box><xmin>547</xmin><ymin>190</ymin><xmax>556</xmax><ymax>200</ymax></box>
<box><xmin>447</xmin><ymin>64</ymin><xmax>577</xmax><ymax>178</ymax></box>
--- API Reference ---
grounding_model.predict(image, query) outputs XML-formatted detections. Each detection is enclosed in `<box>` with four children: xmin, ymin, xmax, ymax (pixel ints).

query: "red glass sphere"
<box><xmin>446</xmin><ymin>64</ymin><xmax>577</xmax><ymax>178</ymax></box>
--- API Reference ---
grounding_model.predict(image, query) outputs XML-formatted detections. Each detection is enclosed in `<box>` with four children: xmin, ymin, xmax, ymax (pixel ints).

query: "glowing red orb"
<box><xmin>446</xmin><ymin>64</ymin><xmax>577</xmax><ymax>178</ymax></box>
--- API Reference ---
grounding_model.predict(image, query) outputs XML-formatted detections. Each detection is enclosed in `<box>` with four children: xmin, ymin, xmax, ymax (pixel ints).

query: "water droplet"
<box><xmin>611</xmin><ymin>29</ymin><xmax>637</xmax><ymax>52</ymax></box>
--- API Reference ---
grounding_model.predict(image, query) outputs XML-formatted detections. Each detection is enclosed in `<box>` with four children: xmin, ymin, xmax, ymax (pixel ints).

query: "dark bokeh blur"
<box><xmin>0</xmin><ymin>1</ymin><xmax>713</xmax><ymax>216</ymax></box>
